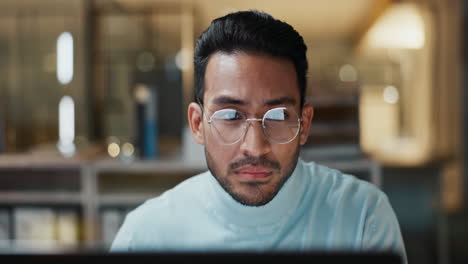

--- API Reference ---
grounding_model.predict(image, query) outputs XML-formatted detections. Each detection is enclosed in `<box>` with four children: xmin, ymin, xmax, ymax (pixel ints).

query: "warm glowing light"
<box><xmin>57</xmin><ymin>96</ymin><xmax>76</xmax><ymax>157</ymax></box>
<box><xmin>134</xmin><ymin>84</ymin><xmax>151</xmax><ymax>103</ymax></box>
<box><xmin>57</xmin><ymin>32</ymin><xmax>74</xmax><ymax>84</ymax></box>
<box><xmin>383</xmin><ymin>85</ymin><xmax>399</xmax><ymax>104</ymax></box>
<box><xmin>108</xmin><ymin>143</ymin><xmax>120</xmax><ymax>158</ymax></box>
<box><xmin>366</xmin><ymin>3</ymin><xmax>425</xmax><ymax>49</ymax></box>
<box><xmin>122</xmin><ymin>143</ymin><xmax>134</xmax><ymax>156</ymax></box>
<box><xmin>175</xmin><ymin>49</ymin><xmax>191</xmax><ymax>70</ymax></box>
<box><xmin>339</xmin><ymin>64</ymin><xmax>358</xmax><ymax>82</ymax></box>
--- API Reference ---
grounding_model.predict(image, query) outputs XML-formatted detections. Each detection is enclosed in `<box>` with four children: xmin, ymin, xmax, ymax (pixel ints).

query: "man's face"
<box><xmin>188</xmin><ymin>52</ymin><xmax>313</xmax><ymax>206</ymax></box>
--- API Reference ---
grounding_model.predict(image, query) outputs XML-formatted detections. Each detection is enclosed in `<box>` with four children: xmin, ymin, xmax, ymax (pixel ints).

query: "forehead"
<box><xmin>203</xmin><ymin>52</ymin><xmax>300</xmax><ymax>107</ymax></box>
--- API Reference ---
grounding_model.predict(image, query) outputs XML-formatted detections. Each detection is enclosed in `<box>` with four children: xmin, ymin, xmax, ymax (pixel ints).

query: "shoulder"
<box><xmin>111</xmin><ymin>171</ymin><xmax>211</xmax><ymax>251</ymax></box>
<box><xmin>129</xmin><ymin>171</ymin><xmax>210</xmax><ymax>222</ymax></box>
<box><xmin>299</xmin><ymin>160</ymin><xmax>405</xmax><ymax>259</ymax></box>
<box><xmin>300</xmin><ymin>159</ymin><xmax>385</xmax><ymax>208</ymax></box>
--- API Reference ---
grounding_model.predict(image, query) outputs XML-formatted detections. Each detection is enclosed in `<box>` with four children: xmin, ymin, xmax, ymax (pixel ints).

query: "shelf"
<box><xmin>0</xmin><ymin>148</ymin><xmax>382</xmax><ymax>251</ymax></box>
<box><xmin>0</xmin><ymin>191</ymin><xmax>82</xmax><ymax>205</ymax></box>
<box><xmin>0</xmin><ymin>153</ymin><xmax>208</xmax><ymax>175</ymax></box>
<box><xmin>317</xmin><ymin>159</ymin><xmax>376</xmax><ymax>172</ymax></box>
<box><xmin>92</xmin><ymin>158</ymin><xmax>207</xmax><ymax>174</ymax></box>
<box><xmin>99</xmin><ymin>194</ymin><xmax>157</xmax><ymax>206</ymax></box>
<box><xmin>309</xmin><ymin>122</ymin><xmax>359</xmax><ymax>135</ymax></box>
<box><xmin>0</xmin><ymin>154</ymin><xmax>88</xmax><ymax>169</ymax></box>
<box><xmin>0</xmin><ymin>240</ymin><xmax>82</xmax><ymax>253</ymax></box>
<box><xmin>300</xmin><ymin>144</ymin><xmax>362</xmax><ymax>160</ymax></box>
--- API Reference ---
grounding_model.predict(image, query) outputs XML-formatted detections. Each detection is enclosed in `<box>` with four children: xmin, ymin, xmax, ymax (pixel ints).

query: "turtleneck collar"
<box><xmin>203</xmin><ymin>158</ymin><xmax>309</xmax><ymax>231</ymax></box>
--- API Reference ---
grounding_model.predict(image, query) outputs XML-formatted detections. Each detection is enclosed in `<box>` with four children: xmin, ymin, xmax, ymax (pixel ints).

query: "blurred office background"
<box><xmin>0</xmin><ymin>0</ymin><xmax>466</xmax><ymax>263</ymax></box>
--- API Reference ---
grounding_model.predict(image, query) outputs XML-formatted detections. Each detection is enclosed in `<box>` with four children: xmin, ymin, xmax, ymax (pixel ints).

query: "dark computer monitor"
<box><xmin>0</xmin><ymin>251</ymin><xmax>403</xmax><ymax>264</ymax></box>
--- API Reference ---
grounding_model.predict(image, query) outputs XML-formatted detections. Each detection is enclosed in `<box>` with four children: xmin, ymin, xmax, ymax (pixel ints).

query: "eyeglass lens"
<box><xmin>209</xmin><ymin>107</ymin><xmax>300</xmax><ymax>145</ymax></box>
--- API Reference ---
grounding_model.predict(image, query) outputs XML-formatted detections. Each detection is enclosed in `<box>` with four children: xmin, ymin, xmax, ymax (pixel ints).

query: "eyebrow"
<box><xmin>212</xmin><ymin>96</ymin><xmax>247</xmax><ymax>106</ymax></box>
<box><xmin>264</xmin><ymin>97</ymin><xmax>297</xmax><ymax>106</ymax></box>
<box><xmin>211</xmin><ymin>96</ymin><xmax>297</xmax><ymax>107</ymax></box>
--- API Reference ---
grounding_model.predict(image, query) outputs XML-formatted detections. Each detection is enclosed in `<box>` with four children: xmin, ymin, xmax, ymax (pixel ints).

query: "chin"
<box><xmin>204</xmin><ymin>146</ymin><xmax>300</xmax><ymax>207</ymax></box>
<box><xmin>231</xmin><ymin>183</ymin><xmax>277</xmax><ymax>206</ymax></box>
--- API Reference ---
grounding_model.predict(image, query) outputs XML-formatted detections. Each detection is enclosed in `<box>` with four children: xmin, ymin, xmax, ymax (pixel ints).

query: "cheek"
<box><xmin>205</xmin><ymin>140</ymin><xmax>238</xmax><ymax>164</ymax></box>
<box><xmin>271</xmin><ymin>143</ymin><xmax>294</xmax><ymax>157</ymax></box>
<box><xmin>270</xmin><ymin>142</ymin><xmax>300</xmax><ymax>166</ymax></box>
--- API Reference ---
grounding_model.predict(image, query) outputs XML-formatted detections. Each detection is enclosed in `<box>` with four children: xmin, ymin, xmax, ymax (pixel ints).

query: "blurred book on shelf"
<box><xmin>304</xmin><ymin>94</ymin><xmax>360</xmax><ymax>149</ymax></box>
<box><xmin>13</xmin><ymin>207</ymin><xmax>57</xmax><ymax>250</ymax></box>
<box><xmin>100</xmin><ymin>208</ymin><xmax>126</xmax><ymax>248</ymax></box>
<box><xmin>0</xmin><ymin>207</ymin><xmax>81</xmax><ymax>252</ymax></box>
<box><xmin>0</xmin><ymin>208</ymin><xmax>10</xmax><ymax>249</ymax></box>
<box><xmin>56</xmin><ymin>209</ymin><xmax>79</xmax><ymax>248</ymax></box>
<box><xmin>304</xmin><ymin>56</ymin><xmax>362</xmax><ymax>150</ymax></box>
<box><xmin>0</xmin><ymin>112</ymin><xmax>4</xmax><ymax>154</ymax></box>
<box><xmin>134</xmin><ymin>84</ymin><xmax>159</xmax><ymax>160</ymax></box>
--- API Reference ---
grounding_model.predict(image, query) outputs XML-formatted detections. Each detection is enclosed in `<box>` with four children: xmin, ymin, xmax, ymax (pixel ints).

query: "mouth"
<box><xmin>234</xmin><ymin>165</ymin><xmax>273</xmax><ymax>181</ymax></box>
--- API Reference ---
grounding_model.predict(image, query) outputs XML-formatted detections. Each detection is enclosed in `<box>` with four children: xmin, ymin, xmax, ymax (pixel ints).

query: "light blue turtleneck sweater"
<box><xmin>111</xmin><ymin>159</ymin><xmax>406</xmax><ymax>262</ymax></box>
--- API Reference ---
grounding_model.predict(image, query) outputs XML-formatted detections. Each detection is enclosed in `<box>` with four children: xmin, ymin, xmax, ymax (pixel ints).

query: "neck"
<box><xmin>204</xmin><ymin>159</ymin><xmax>308</xmax><ymax>229</ymax></box>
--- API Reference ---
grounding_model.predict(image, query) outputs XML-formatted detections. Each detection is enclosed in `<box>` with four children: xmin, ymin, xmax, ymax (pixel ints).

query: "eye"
<box><xmin>266</xmin><ymin>108</ymin><xmax>289</xmax><ymax>121</ymax></box>
<box><xmin>212</xmin><ymin>109</ymin><xmax>244</xmax><ymax>121</ymax></box>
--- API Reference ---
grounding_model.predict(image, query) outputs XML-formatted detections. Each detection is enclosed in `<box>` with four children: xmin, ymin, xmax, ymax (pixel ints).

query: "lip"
<box><xmin>234</xmin><ymin>166</ymin><xmax>273</xmax><ymax>181</ymax></box>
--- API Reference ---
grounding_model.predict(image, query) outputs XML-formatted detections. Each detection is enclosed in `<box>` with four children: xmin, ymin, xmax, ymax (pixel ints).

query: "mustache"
<box><xmin>229</xmin><ymin>155</ymin><xmax>281</xmax><ymax>171</ymax></box>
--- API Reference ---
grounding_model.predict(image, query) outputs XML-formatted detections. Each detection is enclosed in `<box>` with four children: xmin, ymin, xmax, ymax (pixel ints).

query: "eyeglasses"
<box><xmin>204</xmin><ymin>106</ymin><xmax>302</xmax><ymax>145</ymax></box>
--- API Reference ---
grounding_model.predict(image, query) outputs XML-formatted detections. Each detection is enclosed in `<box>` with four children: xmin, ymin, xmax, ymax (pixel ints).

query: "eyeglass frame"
<box><xmin>199</xmin><ymin>104</ymin><xmax>303</xmax><ymax>146</ymax></box>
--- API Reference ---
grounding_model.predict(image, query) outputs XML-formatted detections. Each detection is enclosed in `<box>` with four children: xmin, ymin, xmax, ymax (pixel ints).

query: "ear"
<box><xmin>299</xmin><ymin>104</ymin><xmax>314</xmax><ymax>145</ymax></box>
<box><xmin>188</xmin><ymin>102</ymin><xmax>205</xmax><ymax>145</ymax></box>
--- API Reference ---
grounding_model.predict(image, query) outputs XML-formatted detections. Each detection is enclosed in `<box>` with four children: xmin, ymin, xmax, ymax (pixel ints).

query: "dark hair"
<box><xmin>194</xmin><ymin>10</ymin><xmax>308</xmax><ymax>106</ymax></box>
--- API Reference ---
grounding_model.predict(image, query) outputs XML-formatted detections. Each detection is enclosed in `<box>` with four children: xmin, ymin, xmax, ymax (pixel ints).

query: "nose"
<box><xmin>239</xmin><ymin>119</ymin><xmax>271</xmax><ymax>157</ymax></box>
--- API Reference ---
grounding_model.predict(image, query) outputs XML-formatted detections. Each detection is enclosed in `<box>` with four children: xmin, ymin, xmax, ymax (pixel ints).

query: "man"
<box><xmin>111</xmin><ymin>10</ymin><xmax>407</xmax><ymax>262</ymax></box>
